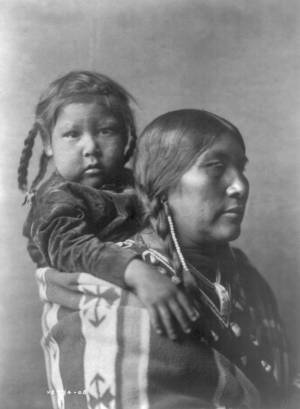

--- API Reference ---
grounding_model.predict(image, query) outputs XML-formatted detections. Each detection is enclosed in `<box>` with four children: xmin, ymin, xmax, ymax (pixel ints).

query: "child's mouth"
<box><xmin>84</xmin><ymin>165</ymin><xmax>103</xmax><ymax>176</ymax></box>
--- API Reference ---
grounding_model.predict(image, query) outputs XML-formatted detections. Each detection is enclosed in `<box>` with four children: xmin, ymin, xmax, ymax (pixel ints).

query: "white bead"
<box><xmin>158</xmin><ymin>266</ymin><xmax>167</xmax><ymax>275</ymax></box>
<box><xmin>261</xmin><ymin>360</ymin><xmax>272</xmax><ymax>372</ymax></box>
<box><xmin>230</xmin><ymin>322</ymin><xmax>241</xmax><ymax>337</ymax></box>
<box><xmin>241</xmin><ymin>355</ymin><xmax>247</xmax><ymax>365</ymax></box>
<box><xmin>149</xmin><ymin>254</ymin><xmax>157</xmax><ymax>264</ymax></box>
<box><xmin>211</xmin><ymin>330</ymin><xmax>219</xmax><ymax>341</ymax></box>
<box><xmin>234</xmin><ymin>301</ymin><xmax>244</xmax><ymax>311</ymax></box>
<box><xmin>171</xmin><ymin>276</ymin><xmax>182</xmax><ymax>285</ymax></box>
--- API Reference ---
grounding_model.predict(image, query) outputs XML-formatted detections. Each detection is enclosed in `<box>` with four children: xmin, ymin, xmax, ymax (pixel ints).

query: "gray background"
<box><xmin>0</xmin><ymin>0</ymin><xmax>299</xmax><ymax>407</ymax></box>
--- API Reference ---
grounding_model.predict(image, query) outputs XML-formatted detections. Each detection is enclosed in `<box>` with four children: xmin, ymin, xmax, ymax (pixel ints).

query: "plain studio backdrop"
<box><xmin>0</xmin><ymin>0</ymin><xmax>299</xmax><ymax>407</ymax></box>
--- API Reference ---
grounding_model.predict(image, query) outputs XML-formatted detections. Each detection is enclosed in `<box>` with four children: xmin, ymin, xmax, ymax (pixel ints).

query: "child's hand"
<box><xmin>125</xmin><ymin>259</ymin><xmax>199</xmax><ymax>341</ymax></box>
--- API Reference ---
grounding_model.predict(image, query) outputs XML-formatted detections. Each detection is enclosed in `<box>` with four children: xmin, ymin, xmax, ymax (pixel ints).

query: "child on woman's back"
<box><xmin>18</xmin><ymin>71</ymin><xmax>198</xmax><ymax>340</ymax></box>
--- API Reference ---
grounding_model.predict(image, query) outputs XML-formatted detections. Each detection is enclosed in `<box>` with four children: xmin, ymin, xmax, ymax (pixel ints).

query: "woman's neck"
<box><xmin>139</xmin><ymin>228</ymin><xmax>167</xmax><ymax>254</ymax></box>
<box><xmin>183</xmin><ymin>243</ymin><xmax>218</xmax><ymax>259</ymax></box>
<box><xmin>139</xmin><ymin>228</ymin><xmax>223</xmax><ymax>273</ymax></box>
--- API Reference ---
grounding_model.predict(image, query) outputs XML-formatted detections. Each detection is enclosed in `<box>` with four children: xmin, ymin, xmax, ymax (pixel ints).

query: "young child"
<box><xmin>18</xmin><ymin>71</ymin><xmax>198</xmax><ymax>340</ymax></box>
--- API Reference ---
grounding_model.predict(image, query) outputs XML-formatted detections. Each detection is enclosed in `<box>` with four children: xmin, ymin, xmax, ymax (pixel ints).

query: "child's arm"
<box><xmin>25</xmin><ymin>184</ymin><xmax>139</xmax><ymax>288</ymax></box>
<box><xmin>125</xmin><ymin>258</ymin><xmax>200</xmax><ymax>341</ymax></box>
<box><xmin>25</xmin><ymin>181</ymin><xmax>199</xmax><ymax>339</ymax></box>
<box><xmin>29</xmin><ymin>203</ymin><xmax>198</xmax><ymax>339</ymax></box>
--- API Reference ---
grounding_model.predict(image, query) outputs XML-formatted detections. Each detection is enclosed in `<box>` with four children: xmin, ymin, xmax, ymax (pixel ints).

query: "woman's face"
<box><xmin>168</xmin><ymin>132</ymin><xmax>249</xmax><ymax>247</ymax></box>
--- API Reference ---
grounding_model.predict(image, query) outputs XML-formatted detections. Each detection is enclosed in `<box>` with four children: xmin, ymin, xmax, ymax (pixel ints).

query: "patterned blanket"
<box><xmin>36</xmin><ymin>266</ymin><xmax>264</xmax><ymax>409</ymax></box>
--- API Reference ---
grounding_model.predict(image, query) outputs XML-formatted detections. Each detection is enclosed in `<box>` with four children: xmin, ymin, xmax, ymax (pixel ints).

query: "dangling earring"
<box><xmin>162</xmin><ymin>200</ymin><xmax>191</xmax><ymax>285</ymax></box>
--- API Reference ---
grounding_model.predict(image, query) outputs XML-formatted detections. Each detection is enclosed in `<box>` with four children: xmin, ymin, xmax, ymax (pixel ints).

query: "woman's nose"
<box><xmin>81</xmin><ymin>133</ymin><xmax>101</xmax><ymax>156</ymax></box>
<box><xmin>226</xmin><ymin>170</ymin><xmax>249</xmax><ymax>199</ymax></box>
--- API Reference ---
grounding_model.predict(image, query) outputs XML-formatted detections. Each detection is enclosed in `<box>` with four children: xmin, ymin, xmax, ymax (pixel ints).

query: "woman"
<box><xmin>130</xmin><ymin>109</ymin><xmax>290</xmax><ymax>408</ymax></box>
<box><xmin>37</xmin><ymin>109</ymin><xmax>290</xmax><ymax>409</ymax></box>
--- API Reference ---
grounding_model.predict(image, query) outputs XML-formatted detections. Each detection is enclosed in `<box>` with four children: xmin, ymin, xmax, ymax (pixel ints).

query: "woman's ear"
<box><xmin>123</xmin><ymin>134</ymin><xmax>133</xmax><ymax>163</ymax></box>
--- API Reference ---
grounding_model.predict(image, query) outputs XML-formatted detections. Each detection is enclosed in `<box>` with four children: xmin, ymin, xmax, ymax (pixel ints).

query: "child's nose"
<box><xmin>82</xmin><ymin>133</ymin><xmax>101</xmax><ymax>156</ymax></box>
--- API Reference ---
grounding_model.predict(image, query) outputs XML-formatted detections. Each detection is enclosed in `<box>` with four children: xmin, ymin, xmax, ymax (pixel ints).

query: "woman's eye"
<box><xmin>204</xmin><ymin>161</ymin><xmax>226</xmax><ymax>176</ymax></box>
<box><xmin>205</xmin><ymin>161</ymin><xmax>225</xmax><ymax>169</ymax></box>
<box><xmin>239</xmin><ymin>163</ymin><xmax>247</xmax><ymax>173</ymax></box>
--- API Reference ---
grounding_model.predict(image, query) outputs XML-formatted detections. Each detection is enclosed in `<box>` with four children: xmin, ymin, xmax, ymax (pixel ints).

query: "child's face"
<box><xmin>47</xmin><ymin>101</ymin><xmax>128</xmax><ymax>188</ymax></box>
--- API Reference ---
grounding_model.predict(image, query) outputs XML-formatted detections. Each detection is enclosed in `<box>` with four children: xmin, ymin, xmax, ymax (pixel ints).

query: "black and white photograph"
<box><xmin>0</xmin><ymin>1</ymin><xmax>299</xmax><ymax>408</ymax></box>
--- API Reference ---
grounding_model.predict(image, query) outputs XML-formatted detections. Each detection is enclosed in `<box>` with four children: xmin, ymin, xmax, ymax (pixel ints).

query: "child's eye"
<box><xmin>98</xmin><ymin>127</ymin><xmax>115</xmax><ymax>136</ymax></box>
<box><xmin>62</xmin><ymin>131</ymin><xmax>79</xmax><ymax>139</ymax></box>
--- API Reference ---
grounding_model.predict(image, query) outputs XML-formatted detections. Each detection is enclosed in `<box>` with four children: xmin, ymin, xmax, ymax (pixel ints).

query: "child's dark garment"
<box><xmin>23</xmin><ymin>170</ymin><xmax>140</xmax><ymax>288</ymax></box>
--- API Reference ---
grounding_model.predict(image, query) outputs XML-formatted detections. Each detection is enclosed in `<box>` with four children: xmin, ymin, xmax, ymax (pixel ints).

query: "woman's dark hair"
<box><xmin>18</xmin><ymin>70</ymin><xmax>137</xmax><ymax>192</ymax></box>
<box><xmin>133</xmin><ymin>109</ymin><xmax>245</xmax><ymax>274</ymax></box>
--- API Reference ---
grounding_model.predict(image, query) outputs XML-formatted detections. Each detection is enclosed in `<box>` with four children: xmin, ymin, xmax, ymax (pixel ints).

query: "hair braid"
<box><xmin>30</xmin><ymin>152</ymin><xmax>49</xmax><ymax>191</ymax></box>
<box><xmin>17</xmin><ymin>123</ymin><xmax>39</xmax><ymax>192</ymax></box>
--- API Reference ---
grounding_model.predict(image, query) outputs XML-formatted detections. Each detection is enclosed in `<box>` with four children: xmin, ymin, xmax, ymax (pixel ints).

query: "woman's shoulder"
<box><xmin>231</xmin><ymin>246</ymin><xmax>278</xmax><ymax>308</ymax></box>
<box><xmin>232</xmin><ymin>247</ymin><xmax>266</xmax><ymax>280</ymax></box>
<box><xmin>116</xmin><ymin>235</ymin><xmax>175</xmax><ymax>276</ymax></box>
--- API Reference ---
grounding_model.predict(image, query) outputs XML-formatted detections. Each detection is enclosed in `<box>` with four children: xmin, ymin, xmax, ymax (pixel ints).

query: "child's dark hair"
<box><xmin>18</xmin><ymin>71</ymin><xmax>137</xmax><ymax>192</ymax></box>
<box><xmin>133</xmin><ymin>109</ymin><xmax>245</xmax><ymax>276</ymax></box>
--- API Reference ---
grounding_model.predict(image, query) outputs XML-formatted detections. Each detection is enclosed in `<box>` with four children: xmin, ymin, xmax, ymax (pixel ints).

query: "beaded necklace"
<box><xmin>144</xmin><ymin>244</ymin><xmax>231</xmax><ymax>328</ymax></box>
<box><xmin>161</xmin><ymin>201</ymin><xmax>232</xmax><ymax>328</ymax></box>
<box><xmin>187</xmin><ymin>262</ymin><xmax>231</xmax><ymax>327</ymax></box>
